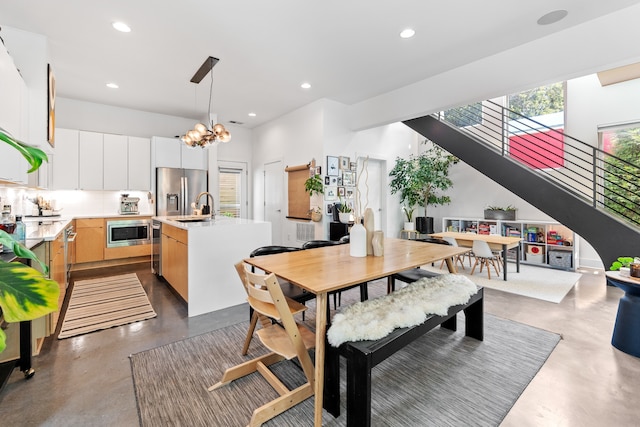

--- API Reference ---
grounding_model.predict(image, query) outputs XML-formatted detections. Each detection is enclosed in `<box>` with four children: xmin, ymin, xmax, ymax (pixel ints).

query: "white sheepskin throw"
<box><xmin>327</xmin><ymin>274</ymin><xmax>478</xmax><ymax>347</ymax></box>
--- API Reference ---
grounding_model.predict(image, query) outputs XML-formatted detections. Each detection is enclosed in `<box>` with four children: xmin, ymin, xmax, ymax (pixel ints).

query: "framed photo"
<box><xmin>325</xmin><ymin>186</ymin><xmax>338</xmax><ymax>201</ymax></box>
<box><xmin>327</xmin><ymin>204</ymin><xmax>333</xmax><ymax>214</ymax></box>
<box><xmin>329</xmin><ymin>176</ymin><xmax>338</xmax><ymax>186</ymax></box>
<box><xmin>343</xmin><ymin>171</ymin><xmax>355</xmax><ymax>186</ymax></box>
<box><xmin>337</xmin><ymin>177</ymin><xmax>343</xmax><ymax>186</ymax></box>
<box><xmin>338</xmin><ymin>186</ymin><xmax>345</xmax><ymax>197</ymax></box>
<box><xmin>339</xmin><ymin>156</ymin><xmax>350</xmax><ymax>170</ymax></box>
<box><xmin>346</xmin><ymin>187</ymin><xmax>355</xmax><ymax>199</ymax></box>
<box><xmin>327</xmin><ymin>156</ymin><xmax>339</xmax><ymax>176</ymax></box>
<box><xmin>315</xmin><ymin>166</ymin><xmax>322</xmax><ymax>176</ymax></box>
<box><xmin>324</xmin><ymin>176</ymin><xmax>330</xmax><ymax>185</ymax></box>
<box><xmin>350</xmin><ymin>161</ymin><xmax>357</xmax><ymax>171</ymax></box>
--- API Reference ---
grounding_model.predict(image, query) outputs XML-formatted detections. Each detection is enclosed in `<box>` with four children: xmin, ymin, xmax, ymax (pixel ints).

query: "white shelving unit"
<box><xmin>442</xmin><ymin>217</ymin><xmax>578</xmax><ymax>271</ymax></box>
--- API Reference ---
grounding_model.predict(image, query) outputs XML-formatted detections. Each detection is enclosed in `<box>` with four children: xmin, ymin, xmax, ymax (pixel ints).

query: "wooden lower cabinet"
<box><xmin>48</xmin><ymin>232</ymin><xmax>66</xmax><ymax>333</ymax></box>
<box><xmin>75</xmin><ymin>218</ymin><xmax>105</xmax><ymax>263</ymax></box>
<box><xmin>161</xmin><ymin>225</ymin><xmax>188</xmax><ymax>302</ymax></box>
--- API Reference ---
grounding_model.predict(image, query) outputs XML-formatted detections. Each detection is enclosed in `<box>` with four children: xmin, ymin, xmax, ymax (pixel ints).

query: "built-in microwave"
<box><xmin>106</xmin><ymin>219</ymin><xmax>151</xmax><ymax>248</ymax></box>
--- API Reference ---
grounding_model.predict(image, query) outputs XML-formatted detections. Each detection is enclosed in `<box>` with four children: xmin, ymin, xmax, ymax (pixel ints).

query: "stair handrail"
<box><xmin>433</xmin><ymin>100</ymin><xmax>640</xmax><ymax>228</ymax></box>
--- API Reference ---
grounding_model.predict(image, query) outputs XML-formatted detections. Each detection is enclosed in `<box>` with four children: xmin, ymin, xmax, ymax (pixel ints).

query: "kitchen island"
<box><xmin>153</xmin><ymin>216</ymin><xmax>271</xmax><ymax>317</ymax></box>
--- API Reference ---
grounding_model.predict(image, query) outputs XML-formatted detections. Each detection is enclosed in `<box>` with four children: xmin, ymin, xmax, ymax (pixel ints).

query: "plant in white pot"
<box><xmin>402</xmin><ymin>205</ymin><xmax>415</xmax><ymax>231</ymax></box>
<box><xmin>0</xmin><ymin>127</ymin><xmax>59</xmax><ymax>354</ymax></box>
<box><xmin>389</xmin><ymin>141</ymin><xmax>457</xmax><ymax>234</ymax></box>
<box><xmin>337</xmin><ymin>198</ymin><xmax>353</xmax><ymax>224</ymax></box>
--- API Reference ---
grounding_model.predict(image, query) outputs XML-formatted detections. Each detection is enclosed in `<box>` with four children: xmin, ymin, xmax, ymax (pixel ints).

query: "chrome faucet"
<box><xmin>195</xmin><ymin>192</ymin><xmax>215</xmax><ymax>219</ymax></box>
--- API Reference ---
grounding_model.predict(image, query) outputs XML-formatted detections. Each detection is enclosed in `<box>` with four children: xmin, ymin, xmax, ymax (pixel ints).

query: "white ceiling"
<box><xmin>1</xmin><ymin>0</ymin><xmax>640</xmax><ymax>129</ymax></box>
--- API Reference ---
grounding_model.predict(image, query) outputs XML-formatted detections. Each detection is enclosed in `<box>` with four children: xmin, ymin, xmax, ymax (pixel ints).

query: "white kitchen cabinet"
<box><xmin>0</xmin><ymin>42</ymin><xmax>29</xmax><ymax>184</ymax></box>
<box><xmin>181</xmin><ymin>145</ymin><xmax>207</xmax><ymax>170</ymax></box>
<box><xmin>152</xmin><ymin>136</ymin><xmax>181</xmax><ymax>168</ymax></box>
<box><xmin>152</xmin><ymin>136</ymin><xmax>207</xmax><ymax>170</ymax></box>
<box><xmin>103</xmin><ymin>133</ymin><xmax>128</xmax><ymax>190</ymax></box>
<box><xmin>51</xmin><ymin>128</ymin><xmax>79</xmax><ymax>190</ymax></box>
<box><xmin>128</xmin><ymin>136</ymin><xmax>151</xmax><ymax>190</ymax></box>
<box><xmin>78</xmin><ymin>131</ymin><xmax>104</xmax><ymax>190</ymax></box>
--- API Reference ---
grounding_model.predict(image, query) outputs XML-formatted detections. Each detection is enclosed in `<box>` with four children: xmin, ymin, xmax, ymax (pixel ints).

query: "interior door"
<box><xmin>357</xmin><ymin>157</ymin><xmax>386</xmax><ymax>233</ymax></box>
<box><xmin>264</xmin><ymin>160</ymin><xmax>283</xmax><ymax>245</ymax></box>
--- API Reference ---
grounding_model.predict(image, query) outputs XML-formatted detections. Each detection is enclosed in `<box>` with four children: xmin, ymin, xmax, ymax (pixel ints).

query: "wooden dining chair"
<box><xmin>209</xmin><ymin>269</ymin><xmax>316</xmax><ymax>427</ymax></box>
<box><xmin>235</xmin><ymin>262</ymin><xmax>308</xmax><ymax>356</ymax></box>
<box><xmin>470</xmin><ymin>240</ymin><xmax>501</xmax><ymax>279</ymax></box>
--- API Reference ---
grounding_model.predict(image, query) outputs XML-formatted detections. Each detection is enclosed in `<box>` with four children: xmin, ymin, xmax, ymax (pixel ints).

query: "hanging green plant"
<box><xmin>304</xmin><ymin>174</ymin><xmax>324</xmax><ymax>197</ymax></box>
<box><xmin>0</xmin><ymin>127</ymin><xmax>59</xmax><ymax>353</ymax></box>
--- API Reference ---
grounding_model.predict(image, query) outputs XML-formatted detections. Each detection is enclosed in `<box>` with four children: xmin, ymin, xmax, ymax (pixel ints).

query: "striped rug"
<box><xmin>58</xmin><ymin>273</ymin><xmax>156</xmax><ymax>339</ymax></box>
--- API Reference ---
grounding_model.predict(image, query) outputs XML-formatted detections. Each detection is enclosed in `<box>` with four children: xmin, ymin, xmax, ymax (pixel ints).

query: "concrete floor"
<box><xmin>0</xmin><ymin>263</ymin><xmax>638</xmax><ymax>426</ymax></box>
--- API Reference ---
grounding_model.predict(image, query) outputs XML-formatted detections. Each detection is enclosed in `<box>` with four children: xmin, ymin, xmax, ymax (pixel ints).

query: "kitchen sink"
<box><xmin>172</xmin><ymin>216</ymin><xmax>213</xmax><ymax>223</ymax></box>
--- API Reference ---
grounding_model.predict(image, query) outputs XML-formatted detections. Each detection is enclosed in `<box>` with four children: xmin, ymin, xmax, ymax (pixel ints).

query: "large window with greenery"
<box><xmin>443</xmin><ymin>102</ymin><xmax>482</xmax><ymax>127</ymax></box>
<box><xmin>507</xmin><ymin>83</ymin><xmax>565</xmax><ymax>169</ymax></box>
<box><xmin>600</xmin><ymin>125</ymin><xmax>640</xmax><ymax>225</ymax></box>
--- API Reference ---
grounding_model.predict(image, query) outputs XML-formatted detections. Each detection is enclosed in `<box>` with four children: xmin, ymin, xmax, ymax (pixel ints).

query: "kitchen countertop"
<box><xmin>153</xmin><ymin>215</ymin><xmax>268</xmax><ymax>230</ymax></box>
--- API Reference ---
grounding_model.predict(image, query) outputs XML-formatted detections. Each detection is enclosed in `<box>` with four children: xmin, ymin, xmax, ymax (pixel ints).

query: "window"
<box><xmin>218</xmin><ymin>162</ymin><xmax>247</xmax><ymax>218</ymax></box>
<box><xmin>443</xmin><ymin>102</ymin><xmax>482</xmax><ymax>127</ymax></box>
<box><xmin>507</xmin><ymin>83</ymin><xmax>565</xmax><ymax>169</ymax></box>
<box><xmin>599</xmin><ymin>124</ymin><xmax>640</xmax><ymax>224</ymax></box>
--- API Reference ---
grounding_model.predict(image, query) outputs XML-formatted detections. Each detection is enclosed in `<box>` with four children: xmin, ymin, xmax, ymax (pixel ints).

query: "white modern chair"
<box><xmin>470</xmin><ymin>240</ymin><xmax>501</xmax><ymax>279</ymax></box>
<box><xmin>439</xmin><ymin>236</ymin><xmax>468</xmax><ymax>270</ymax></box>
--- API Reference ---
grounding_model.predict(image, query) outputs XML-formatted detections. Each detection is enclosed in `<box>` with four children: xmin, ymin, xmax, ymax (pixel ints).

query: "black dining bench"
<box><xmin>323</xmin><ymin>287</ymin><xmax>484</xmax><ymax>427</ymax></box>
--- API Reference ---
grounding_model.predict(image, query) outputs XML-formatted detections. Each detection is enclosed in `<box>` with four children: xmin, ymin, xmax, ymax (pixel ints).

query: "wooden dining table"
<box><xmin>244</xmin><ymin>237</ymin><xmax>470</xmax><ymax>426</ymax></box>
<box><xmin>430</xmin><ymin>231</ymin><xmax>522</xmax><ymax>280</ymax></box>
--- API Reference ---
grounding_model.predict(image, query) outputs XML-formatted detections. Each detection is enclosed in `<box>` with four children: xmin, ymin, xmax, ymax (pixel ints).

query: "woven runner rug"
<box><xmin>130</xmin><ymin>312</ymin><xmax>560</xmax><ymax>426</ymax></box>
<box><xmin>58</xmin><ymin>273</ymin><xmax>156</xmax><ymax>339</ymax></box>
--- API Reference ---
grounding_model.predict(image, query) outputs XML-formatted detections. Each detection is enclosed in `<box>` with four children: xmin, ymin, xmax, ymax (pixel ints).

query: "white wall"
<box><xmin>252</xmin><ymin>100</ymin><xmax>324</xmax><ymax>246</ymax></box>
<box><xmin>348</xmin><ymin>3</ymin><xmax>640</xmax><ymax>131</ymax></box>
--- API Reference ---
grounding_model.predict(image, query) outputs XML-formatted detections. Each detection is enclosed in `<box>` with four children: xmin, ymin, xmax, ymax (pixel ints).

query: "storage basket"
<box><xmin>549</xmin><ymin>250</ymin><xmax>572</xmax><ymax>269</ymax></box>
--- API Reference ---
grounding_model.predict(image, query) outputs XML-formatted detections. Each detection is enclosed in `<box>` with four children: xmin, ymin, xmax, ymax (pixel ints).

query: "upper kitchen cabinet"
<box><xmin>151</xmin><ymin>136</ymin><xmax>207</xmax><ymax>170</ymax></box>
<box><xmin>51</xmin><ymin>128</ymin><xmax>79</xmax><ymax>190</ymax></box>
<box><xmin>78</xmin><ymin>131</ymin><xmax>104</xmax><ymax>190</ymax></box>
<box><xmin>0</xmin><ymin>40</ymin><xmax>30</xmax><ymax>184</ymax></box>
<box><xmin>103</xmin><ymin>133</ymin><xmax>128</xmax><ymax>190</ymax></box>
<box><xmin>128</xmin><ymin>136</ymin><xmax>151</xmax><ymax>191</ymax></box>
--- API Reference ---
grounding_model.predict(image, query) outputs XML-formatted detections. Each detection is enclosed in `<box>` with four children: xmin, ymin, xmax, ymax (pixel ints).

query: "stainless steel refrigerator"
<box><xmin>156</xmin><ymin>167</ymin><xmax>208</xmax><ymax>216</ymax></box>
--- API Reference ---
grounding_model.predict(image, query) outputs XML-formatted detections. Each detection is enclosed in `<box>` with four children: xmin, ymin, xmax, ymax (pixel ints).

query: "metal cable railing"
<box><xmin>433</xmin><ymin>100</ymin><xmax>640</xmax><ymax>227</ymax></box>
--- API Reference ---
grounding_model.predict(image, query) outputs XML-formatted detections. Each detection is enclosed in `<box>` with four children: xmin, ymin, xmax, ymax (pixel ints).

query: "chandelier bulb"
<box><xmin>194</xmin><ymin>123</ymin><xmax>208</xmax><ymax>134</ymax></box>
<box><xmin>213</xmin><ymin>123</ymin><xmax>225</xmax><ymax>134</ymax></box>
<box><xmin>219</xmin><ymin>131</ymin><xmax>231</xmax><ymax>143</ymax></box>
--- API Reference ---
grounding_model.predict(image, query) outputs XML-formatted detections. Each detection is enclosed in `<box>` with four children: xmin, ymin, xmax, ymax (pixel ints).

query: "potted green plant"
<box><xmin>484</xmin><ymin>205</ymin><xmax>517</xmax><ymax>221</ymax></box>
<box><xmin>310</xmin><ymin>206</ymin><xmax>322</xmax><ymax>222</ymax></box>
<box><xmin>337</xmin><ymin>198</ymin><xmax>353</xmax><ymax>224</ymax></box>
<box><xmin>610</xmin><ymin>256</ymin><xmax>640</xmax><ymax>277</ymax></box>
<box><xmin>0</xmin><ymin>127</ymin><xmax>59</xmax><ymax>353</ymax></box>
<box><xmin>304</xmin><ymin>173</ymin><xmax>324</xmax><ymax>197</ymax></box>
<box><xmin>389</xmin><ymin>142</ymin><xmax>457</xmax><ymax>234</ymax></box>
<box><xmin>402</xmin><ymin>205</ymin><xmax>415</xmax><ymax>231</ymax></box>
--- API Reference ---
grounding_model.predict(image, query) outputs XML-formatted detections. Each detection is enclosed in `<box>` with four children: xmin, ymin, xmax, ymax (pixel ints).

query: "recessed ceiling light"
<box><xmin>112</xmin><ymin>21</ymin><xmax>131</xmax><ymax>33</ymax></box>
<box><xmin>248</xmin><ymin>112</ymin><xmax>257</xmax><ymax>117</ymax></box>
<box><xmin>301</xmin><ymin>82</ymin><xmax>311</xmax><ymax>89</ymax></box>
<box><xmin>537</xmin><ymin>10</ymin><xmax>568</xmax><ymax>26</ymax></box>
<box><xmin>106</xmin><ymin>82</ymin><xmax>119</xmax><ymax>89</ymax></box>
<box><xmin>400</xmin><ymin>28</ymin><xmax>415</xmax><ymax>39</ymax></box>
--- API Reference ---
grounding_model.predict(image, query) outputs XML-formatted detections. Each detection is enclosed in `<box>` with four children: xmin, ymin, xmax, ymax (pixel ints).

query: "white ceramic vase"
<box><xmin>404</xmin><ymin>222</ymin><xmax>415</xmax><ymax>231</ymax></box>
<box><xmin>349</xmin><ymin>221</ymin><xmax>367</xmax><ymax>257</ymax></box>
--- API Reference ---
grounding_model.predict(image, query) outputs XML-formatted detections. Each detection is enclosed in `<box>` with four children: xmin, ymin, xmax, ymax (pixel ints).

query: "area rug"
<box><xmin>417</xmin><ymin>262</ymin><xmax>581</xmax><ymax>303</ymax></box>
<box><xmin>130</xmin><ymin>314</ymin><xmax>560</xmax><ymax>426</ymax></box>
<box><xmin>58</xmin><ymin>273</ymin><xmax>156</xmax><ymax>339</ymax></box>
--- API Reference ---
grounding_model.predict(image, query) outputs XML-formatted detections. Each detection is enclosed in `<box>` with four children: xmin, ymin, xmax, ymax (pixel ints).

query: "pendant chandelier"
<box><xmin>181</xmin><ymin>56</ymin><xmax>231</xmax><ymax>148</ymax></box>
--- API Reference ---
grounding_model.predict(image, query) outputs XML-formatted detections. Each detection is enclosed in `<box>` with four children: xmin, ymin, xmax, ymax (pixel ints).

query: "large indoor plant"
<box><xmin>389</xmin><ymin>141</ymin><xmax>457</xmax><ymax>234</ymax></box>
<box><xmin>0</xmin><ymin>127</ymin><xmax>59</xmax><ymax>353</ymax></box>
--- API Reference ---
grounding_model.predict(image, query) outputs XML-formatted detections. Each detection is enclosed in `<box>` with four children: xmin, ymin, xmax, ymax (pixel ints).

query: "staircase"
<box><xmin>402</xmin><ymin>100</ymin><xmax>640</xmax><ymax>268</ymax></box>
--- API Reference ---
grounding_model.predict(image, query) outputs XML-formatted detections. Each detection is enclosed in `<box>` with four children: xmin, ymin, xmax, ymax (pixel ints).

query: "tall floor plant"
<box><xmin>0</xmin><ymin>127</ymin><xmax>59</xmax><ymax>353</ymax></box>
